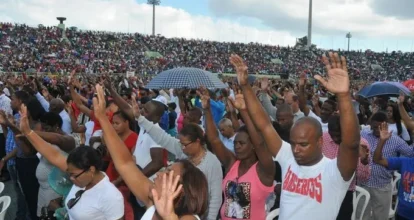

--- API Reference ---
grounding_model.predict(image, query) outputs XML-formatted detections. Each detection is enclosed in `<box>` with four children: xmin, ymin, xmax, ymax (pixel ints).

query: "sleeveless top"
<box><xmin>220</xmin><ymin>161</ymin><xmax>274</xmax><ymax>220</ymax></box>
<box><xmin>35</xmin><ymin>144</ymin><xmax>67</xmax><ymax>216</ymax></box>
<box><xmin>141</xmin><ymin>206</ymin><xmax>201</xmax><ymax>220</ymax></box>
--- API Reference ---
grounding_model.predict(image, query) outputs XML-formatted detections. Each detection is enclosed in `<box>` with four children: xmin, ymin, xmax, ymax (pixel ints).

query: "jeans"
<box><xmin>7</xmin><ymin>164</ymin><xmax>30</xmax><ymax>220</ymax></box>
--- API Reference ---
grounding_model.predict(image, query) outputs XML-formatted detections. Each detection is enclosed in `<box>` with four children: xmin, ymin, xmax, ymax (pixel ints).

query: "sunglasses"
<box><xmin>227</xmin><ymin>178</ymin><xmax>249</xmax><ymax>207</ymax></box>
<box><xmin>67</xmin><ymin>190</ymin><xmax>85</xmax><ymax>209</ymax></box>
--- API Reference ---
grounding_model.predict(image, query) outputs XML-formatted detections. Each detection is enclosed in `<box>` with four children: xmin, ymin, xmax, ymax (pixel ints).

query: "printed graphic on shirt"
<box><xmin>402</xmin><ymin>171</ymin><xmax>414</xmax><ymax>202</ymax></box>
<box><xmin>223</xmin><ymin>180</ymin><xmax>251</xmax><ymax>219</ymax></box>
<box><xmin>283</xmin><ymin>165</ymin><xmax>323</xmax><ymax>203</ymax></box>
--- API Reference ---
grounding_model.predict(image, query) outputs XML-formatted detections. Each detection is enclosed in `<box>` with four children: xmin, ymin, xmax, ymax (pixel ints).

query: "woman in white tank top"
<box><xmin>93</xmin><ymin>85</ymin><xmax>208</xmax><ymax>220</ymax></box>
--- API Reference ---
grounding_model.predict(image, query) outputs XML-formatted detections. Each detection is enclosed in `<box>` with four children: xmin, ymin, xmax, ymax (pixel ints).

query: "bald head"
<box><xmin>292</xmin><ymin>117</ymin><xmax>323</xmax><ymax>140</ymax></box>
<box><xmin>49</xmin><ymin>98</ymin><xmax>65</xmax><ymax>114</ymax></box>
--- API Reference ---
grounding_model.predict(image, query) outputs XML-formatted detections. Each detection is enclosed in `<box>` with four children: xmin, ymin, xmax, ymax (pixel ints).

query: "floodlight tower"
<box><xmin>148</xmin><ymin>0</ymin><xmax>161</xmax><ymax>36</ymax></box>
<box><xmin>307</xmin><ymin>0</ymin><xmax>312</xmax><ymax>48</ymax></box>
<box><xmin>346</xmin><ymin>32</ymin><xmax>352</xmax><ymax>51</ymax></box>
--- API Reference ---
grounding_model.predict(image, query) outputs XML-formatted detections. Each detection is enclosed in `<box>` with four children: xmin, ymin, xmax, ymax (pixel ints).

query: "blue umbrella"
<box><xmin>357</xmin><ymin>81</ymin><xmax>411</xmax><ymax>98</ymax></box>
<box><xmin>146</xmin><ymin>68</ymin><xmax>227</xmax><ymax>89</ymax></box>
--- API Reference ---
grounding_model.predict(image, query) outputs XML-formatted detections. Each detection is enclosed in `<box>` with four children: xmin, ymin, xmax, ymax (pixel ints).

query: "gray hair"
<box><xmin>219</xmin><ymin>118</ymin><xmax>233</xmax><ymax>128</ymax></box>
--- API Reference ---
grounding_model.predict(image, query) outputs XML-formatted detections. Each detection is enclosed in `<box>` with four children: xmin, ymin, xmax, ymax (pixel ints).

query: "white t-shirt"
<box><xmin>308</xmin><ymin>110</ymin><xmax>328</xmax><ymax>132</ymax></box>
<box><xmin>274</xmin><ymin>141</ymin><xmax>352</xmax><ymax>220</ymax></box>
<box><xmin>141</xmin><ymin>206</ymin><xmax>200</xmax><ymax>220</ymax></box>
<box><xmin>84</xmin><ymin>121</ymin><xmax>95</xmax><ymax>147</ymax></box>
<box><xmin>65</xmin><ymin>174</ymin><xmax>124</xmax><ymax>220</ymax></box>
<box><xmin>388</xmin><ymin>123</ymin><xmax>410</xmax><ymax>141</ymax></box>
<box><xmin>133</xmin><ymin>124</ymin><xmax>162</xmax><ymax>180</ymax></box>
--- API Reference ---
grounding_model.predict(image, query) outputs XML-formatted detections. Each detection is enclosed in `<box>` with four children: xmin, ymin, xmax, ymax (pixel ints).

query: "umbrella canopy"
<box><xmin>357</xmin><ymin>81</ymin><xmax>411</xmax><ymax>98</ymax></box>
<box><xmin>146</xmin><ymin>67</ymin><xmax>227</xmax><ymax>89</ymax></box>
<box><xmin>403</xmin><ymin>79</ymin><xmax>414</xmax><ymax>91</ymax></box>
<box><xmin>144</xmin><ymin>51</ymin><xmax>163</xmax><ymax>59</ymax></box>
<box><xmin>26</xmin><ymin>68</ymin><xmax>37</xmax><ymax>74</ymax></box>
<box><xmin>271</xmin><ymin>58</ymin><xmax>284</xmax><ymax>65</ymax></box>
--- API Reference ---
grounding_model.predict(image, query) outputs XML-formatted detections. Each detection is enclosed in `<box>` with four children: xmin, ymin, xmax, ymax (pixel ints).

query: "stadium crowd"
<box><xmin>1</xmin><ymin>22</ymin><xmax>414</xmax><ymax>82</ymax></box>
<box><xmin>0</xmin><ymin>22</ymin><xmax>411</xmax><ymax>220</ymax></box>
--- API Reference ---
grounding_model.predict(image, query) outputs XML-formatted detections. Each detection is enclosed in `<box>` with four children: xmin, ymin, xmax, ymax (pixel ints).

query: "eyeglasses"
<box><xmin>227</xmin><ymin>178</ymin><xmax>249</xmax><ymax>207</ymax></box>
<box><xmin>67</xmin><ymin>190</ymin><xmax>85</xmax><ymax>209</ymax></box>
<box><xmin>180</xmin><ymin>141</ymin><xmax>193</xmax><ymax>149</ymax></box>
<box><xmin>69</xmin><ymin>169</ymin><xmax>88</xmax><ymax>179</ymax></box>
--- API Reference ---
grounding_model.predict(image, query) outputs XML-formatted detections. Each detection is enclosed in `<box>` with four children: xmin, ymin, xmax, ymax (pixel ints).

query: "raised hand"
<box><xmin>312</xmin><ymin>94</ymin><xmax>320</xmax><ymax>107</ymax></box>
<box><xmin>130</xmin><ymin>92</ymin><xmax>141</xmax><ymax>118</ymax></box>
<box><xmin>68</xmin><ymin>69</ymin><xmax>77</xmax><ymax>85</ymax></box>
<box><xmin>299</xmin><ymin>72</ymin><xmax>307</xmax><ymax>87</ymax></box>
<box><xmin>19</xmin><ymin>104</ymin><xmax>31</xmax><ymax>135</ymax></box>
<box><xmin>7</xmin><ymin>114</ymin><xmax>15</xmax><ymax>125</ymax></box>
<box><xmin>0</xmin><ymin>110</ymin><xmax>7</xmax><ymax>125</ymax></box>
<box><xmin>229</xmin><ymin>93</ymin><xmax>246</xmax><ymax>110</ymax></box>
<box><xmin>379</xmin><ymin>122</ymin><xmax>391</xmax><ymax>141</ymax></box>
<box><xmin>260</xmin><ymin>77</ymin><xmax>270</xmax><ymax>91</ymax></box>
<box><xmin>314</xmin><ymin>52</ymin><xmax>349</xmax><ymax>95</ymax></box>
<box><xmin>226</xmin><ymin>99</ymin><xmax>235</xmax><ymax>113</ymax></box>
<box><xmin>398</xmin><ymin>91</ymin><xmax>405</xmax><ymax>104</ymax></box>
<box><xmin>198</xmin><ymin>87</ymin><xmax>211</xmax><ymax>110</ymax></box>
<box><xmin>230</xmin><ymin>54</ymin><xmax>249</xmax><ymax>86</ymax></box>
<box><xmin>103</xmin><ymin>73</ymin><xmax>112</xmax><ymax>89</ymax></box>
<box><xmin>151</xmin><ymin>170</ymin><xmax>182</xmax><ymax>220</ymax></box>
<box><xmin>92</xmin><ymin>84</ymin><xmax>107</xmax><ymax>120</ymax></box>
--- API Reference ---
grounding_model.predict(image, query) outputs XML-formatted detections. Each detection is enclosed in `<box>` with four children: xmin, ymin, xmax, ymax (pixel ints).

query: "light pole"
<box><xmin>148</xmin><ymin>0</ymin><xmax>161</xmax><ymax>36</ymax></box>
<box><xmin>307</xmin><ymin>0</ymin><xmax>312</xmax><ymax>48</ymax></box>
<box><xmin>346</xmin><ymin>32</ymin><xmax>352</xmax><ymax>51</ymax></box>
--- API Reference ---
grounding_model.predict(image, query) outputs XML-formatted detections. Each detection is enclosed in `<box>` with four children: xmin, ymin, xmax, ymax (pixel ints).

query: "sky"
<box><xmin>1</xmin><ymin>0</ymin><xmax>414</xmax><ymax>52</ymax></box>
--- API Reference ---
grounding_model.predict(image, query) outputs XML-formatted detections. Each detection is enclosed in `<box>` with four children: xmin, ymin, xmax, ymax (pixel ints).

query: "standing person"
<box><xmin>322</xmin><ymin>115</ymin><xmax>371</xmax><ymax>220</ymax></box>
<box><xmin>360</xmin><ymin>111</ymin><xmax>414</xmax><ymax>220</ymax></box>
<box><xmin>13</xmin><ymin>92</ymin><xmax>42</xmax><ymax>220</ymax></box>
<box><xmin>167</xmin><ymin>102</ymin><xmax>178</xmax><ymax>137</ymax></box>
<box><xmin>92</xmin><ymin>84</ymin><xmax>208</xmax><ymax>219</ymax></box>
<box><xmin>231</xmin><ymin>52</ymin><xmax>360</xmax><ymax>220</ymax></box>
<box><xmin>0</xmin><ymin>81</ymin><xmax>12</xmax><ymax>180</ymax></box>
<box><xmin>0</xmin><ymin>109</ymin><xmax>29</xmax><ymax>220</ymax></box>
<box><xmin>18</xmin><ymin>104</ymin><xmax>125</xmax><ymax>220</ymax></box>
<box><xmin>373</xmin><ymin>123</ymin><xmax>414</xmax><ymax>220</ymax></box>
<box><xmin>202</xmin><ymin>89</ymin><xmax>275</xmax><ymax>220</ymax></box>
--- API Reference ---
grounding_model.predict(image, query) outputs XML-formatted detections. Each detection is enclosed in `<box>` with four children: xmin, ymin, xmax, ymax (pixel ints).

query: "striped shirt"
<box><xmin>5</xmin><ymin>114</ymin><xmax>21</xmax><ymax>166</ymax></box>
<box><xmin>361</xmin><ymin>130</ymin><xmax>414</xmax><ymax>188</ymax></box>
<box><xmin>321</xmin><ymin>132</ymin><xmax>371</xmax><ymax>191</ymax></box>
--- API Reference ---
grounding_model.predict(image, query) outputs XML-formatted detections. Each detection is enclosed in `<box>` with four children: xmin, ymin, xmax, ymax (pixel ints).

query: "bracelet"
<box><xmin>26</xmin><ymin>130</ymin><xmax>34</xmax><ymax>136</ymax></box>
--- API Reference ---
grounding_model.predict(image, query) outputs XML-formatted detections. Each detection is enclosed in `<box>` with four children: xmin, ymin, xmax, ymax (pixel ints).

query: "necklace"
<box><xmin>191</xmin><ymin>150</ymin><xmax>207</xmax><ymax>166</ymax></box>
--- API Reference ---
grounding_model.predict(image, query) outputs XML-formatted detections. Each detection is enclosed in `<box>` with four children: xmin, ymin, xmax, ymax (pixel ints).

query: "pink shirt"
<box><xmin>220</xmin><ymin>160</ymin><xmax>274</xmax><ymax>220</ymax></box>
<box><xmin>177</xmin><ymin>113</ymin><xmax>184</xmax><ymax>133</ymax></box>
<box><xmin>321</xmin><ymin>132</ymin><xmax>371</xmax><ymax>191</ymax></box>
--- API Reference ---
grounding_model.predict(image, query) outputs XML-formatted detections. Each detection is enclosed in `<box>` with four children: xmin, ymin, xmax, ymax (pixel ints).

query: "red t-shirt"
<box><xmin>90</xmin><ymin>111</ymin><xmax>114</xmax><ymax>134</ymax></box>
<box><xmin>106</xmin><ymin>132</ymin><xmax>138</xmax><ymax>182</ymax></box>
<box><xmin>71</xmin><ymin>103</ymin><xmax>81</xmax><ymax>119</ymax></box>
